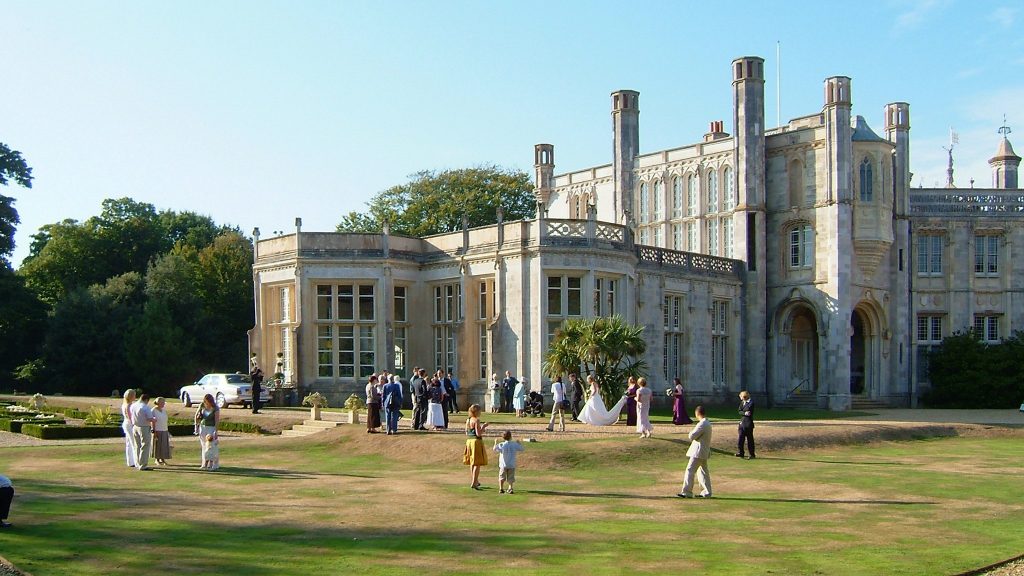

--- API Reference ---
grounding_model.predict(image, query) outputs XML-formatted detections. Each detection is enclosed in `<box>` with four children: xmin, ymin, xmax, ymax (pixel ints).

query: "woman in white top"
<box><xmin>635</xmin><ymin>377</ymin><xmax>654</xmax><ymax>438</ymax></box>
<box><xmin>120</xmin><ymin>389</ymin><xmax>137</xmax><ymax>467</ymax></box>
<box><xmin>151</xmin><ymin>397</ymin><xmax>172</xmax><ymax>465</ymax></box>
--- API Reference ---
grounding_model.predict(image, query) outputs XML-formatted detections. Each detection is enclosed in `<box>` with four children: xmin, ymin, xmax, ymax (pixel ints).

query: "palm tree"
<box><xmin>542</xmin><ymin>315</ymin><xmax>647</xmax><ymax>406</ymax></box>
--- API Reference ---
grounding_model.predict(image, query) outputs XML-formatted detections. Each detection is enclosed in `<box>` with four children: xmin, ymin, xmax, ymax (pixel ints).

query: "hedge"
<box><xmin>20</xmin><ymin>423</ymin><xmax>196</xmax><ymax>440</ymax></box>
<box><xmin>0</xmin><ymin>417</ymin><xmax>67</xmax><ymax>433</ymax></box>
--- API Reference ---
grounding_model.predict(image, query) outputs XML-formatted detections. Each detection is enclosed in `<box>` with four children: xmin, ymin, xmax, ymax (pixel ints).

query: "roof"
<box><xmin>851</xmin><ymin>115</ymin><xmax>887</xmax><ymax>142</ymax></box>
<box><xmin>989</xmin><ymin>137</ymin><xmax>1021</xmax><ymax>163</ymax></box>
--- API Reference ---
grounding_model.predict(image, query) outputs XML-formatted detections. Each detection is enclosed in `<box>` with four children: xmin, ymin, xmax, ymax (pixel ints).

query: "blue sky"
<box><xmin>3</xmin><ymin>1</ymin><xmax>1021</xmax><ymax>267</ymax></box>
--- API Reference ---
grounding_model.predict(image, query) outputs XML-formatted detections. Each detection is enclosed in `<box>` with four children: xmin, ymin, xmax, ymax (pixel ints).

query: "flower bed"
<box><xmin>0</xmin><ymin>416</ymin><xmax>67</xmax><ymax>433</ymax></box>
<box><xmin>20</xmin><ymin>422</ymin><xmax>196</xmax><ymax>440</ymax></box>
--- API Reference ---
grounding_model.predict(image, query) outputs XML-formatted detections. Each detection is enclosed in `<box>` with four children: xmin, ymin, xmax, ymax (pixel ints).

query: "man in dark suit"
<box><xmin>735</xmin><ymin>390</ymin><xmax>756</xmax><ymax>459</ymax></box>
<box><xmin>569</xmin><ymin>373</ymin><xmax>584</xmax><ymax>421</ymax></box>
<box><xmin>249</xmin><ymin>366</ymin><xmax>264</xmax><ymax>414</ymax></box>
<box><xmin>412</xmin><ymin>368</ymin><xmax>430</xmax><ymax>430</ymax></box>
<box><xmin>502</xmin><ymin>371</ymin><xmax>518</xmax><ymax>413</ymax></box>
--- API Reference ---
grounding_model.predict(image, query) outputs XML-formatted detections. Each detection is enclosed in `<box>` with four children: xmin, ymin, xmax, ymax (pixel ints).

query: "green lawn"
<box><xmin>0</xmin><ymin>427</ymin><xmax>1020</xmax><ymax>575</ymax></box>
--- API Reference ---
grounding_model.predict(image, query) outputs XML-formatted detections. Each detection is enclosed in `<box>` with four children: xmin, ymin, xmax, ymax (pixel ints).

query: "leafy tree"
<box><xmin>336</xmin><ymin>165</ymin><xmax>536</xmax><ymax>237</ymax></box>
<box><xmin>125</xmin><ymin>299</ymin><xmax>195</xmax><ymax>394</ymax></box>
<box><xmin>192</xmin><ymin>232</ymin><xmax>254</xmax><ymax>371</ymax></box>
<box><xmin>20</xmin><ymin>198</ymin><xmax>230</xmax><ymax>306</ymax></box>
<box><xmin>41</xmin><ymin>272</ymin><xmax>145</xmax><ymax>395</ymax></box>
<box><xmin>0</xmin><ymin>269</ymin><xmax>47</xmax><ymax>379</ymax></box>
<box><xmin>0</xmin><ymin>141</ymin><xmax>33</xmax><ymax>269</ymax></box>
<box><xmin>542</xmin><ymin>316</ymin><xmax>647</xmax><ymax>406</ymax></box>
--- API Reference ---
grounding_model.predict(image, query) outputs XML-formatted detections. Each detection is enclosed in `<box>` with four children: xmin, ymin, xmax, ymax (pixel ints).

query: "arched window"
<box><xmin>639</xmin><ymin>182</ymin><xmax>649</xmax><ymax>223</ymax></box>
<box><xmin>789</xmin><ymin>223</ymin><xmax>814</xmax><ymax>269</ymax></box>
<box><xmin>723</xmin><ymin>166</ymin><xmax>735</xmax><ymax>210</ymax></box>
<box><xmin>859</xmin><ymin>157</ymin><xmax>873</xmax><ymax>202</ymax></box>
<box><xmin>687</xmin><ymin>174</ymin><xmax>698</xmax><ymax>216</ymax></box>
<box><xmin>652</xmin><ymin>180</ymin><xmax>663</xmax><ymax>221</ymax></box>
<box><xmin>788</xmin><ymin>158</ymin><xmax>804</xmax><ymax>207</ymax></box>
<box><xmin>707</xmin><ymin>170</ymin><xmax>719</xmax><ymax>213</ymax></box>
<box><xmin>672</xmin><ymin>177</ymin><xmax>683</xmax><ymax>218</ymax></box>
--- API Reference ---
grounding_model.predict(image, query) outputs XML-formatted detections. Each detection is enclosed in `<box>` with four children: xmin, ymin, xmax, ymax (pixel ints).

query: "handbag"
<box><xmin>560</xmin><ymin>399</ymin><xmax>571</xmax><ymax>410</ymax></box>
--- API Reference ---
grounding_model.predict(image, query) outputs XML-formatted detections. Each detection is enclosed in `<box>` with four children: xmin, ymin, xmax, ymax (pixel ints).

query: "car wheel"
<box><xmin>183</xmin><ymin>393</ymin><xmax>192</xmax><ymax>407</ymax></box>
<box><xmin>216</xmin><ymin>393</ymin><xmax>227</xmax><ymax>409</ymax></box>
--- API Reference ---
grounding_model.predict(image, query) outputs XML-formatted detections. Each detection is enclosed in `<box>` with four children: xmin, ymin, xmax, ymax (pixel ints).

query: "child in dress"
<box><xmin>202</xmin><ymin>433</ymin><xmax>220</xmax><ymax>470</ymax></box>
<box><xmin>493</xmin><ymin>430</ymin><xmax>524</xmax><ymax>494</ymax></box>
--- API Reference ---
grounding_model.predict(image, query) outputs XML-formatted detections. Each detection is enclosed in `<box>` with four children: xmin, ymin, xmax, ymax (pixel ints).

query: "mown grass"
<box><xmin>0</xmin><ymin>429</ymin><xmax>1021</xmax><ymax>575</ymax></box>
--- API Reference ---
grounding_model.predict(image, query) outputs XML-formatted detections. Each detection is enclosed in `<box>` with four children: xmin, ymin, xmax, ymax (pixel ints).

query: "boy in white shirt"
<box><xmin>493</xmin><ymin>430</ymin><xmax>525</xmax><ymax>494</ymax></box>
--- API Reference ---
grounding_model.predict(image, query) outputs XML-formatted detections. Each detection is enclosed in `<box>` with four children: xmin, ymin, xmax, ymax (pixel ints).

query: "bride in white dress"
<box><xmin>578</xmin><ymin>374</ymin><xmax>629</xmax><ymax>426</ymax></box>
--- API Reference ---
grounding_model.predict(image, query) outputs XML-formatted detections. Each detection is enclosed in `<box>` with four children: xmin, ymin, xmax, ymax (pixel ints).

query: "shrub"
<box><xmin>21</xmin><ymin>424</ymin><xmax>123</xmax><ymax>440</ymax></box>
<box><xmin>84</xmin><ymin>405</ymin><xmax>116</xmax><ymax>425</ymax></box>
<box><xmin>0</xmin><ymin>417</ymin><xmax>66</xmax><ymax>433</ymax></box>
<box><xmin>924</xmin><ymin>331</ymin><xmax>1024</xmax><ymax>408</ymax></box>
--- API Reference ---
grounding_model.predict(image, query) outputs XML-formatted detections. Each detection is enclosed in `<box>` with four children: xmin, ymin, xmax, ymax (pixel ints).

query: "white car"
<box><xmin>179</xmin><ymin>373</ymin><xmax>270</xmax><ymax>409</ymax></box>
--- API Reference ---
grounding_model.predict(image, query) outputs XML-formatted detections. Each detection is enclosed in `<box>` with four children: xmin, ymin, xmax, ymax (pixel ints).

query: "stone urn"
<box><xmin>311</xmin><ymin>405</ymin><xmax>322</xmax><ymax>421</ymax></box>
<box><xmin>346</xmin><ymin>409</ymin><xmax>360</xmax><ymax>424</ymax></box>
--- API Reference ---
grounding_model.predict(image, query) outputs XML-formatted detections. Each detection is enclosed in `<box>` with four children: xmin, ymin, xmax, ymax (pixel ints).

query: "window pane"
<box><xmin>547</xmin><ymin>276</ymin><xmax>562</xmax><ymax>316</ymax></box>
<box><xmin>394</xmin><ymin>286</ymin><xmax>406</xmax><ymax>322</ymax></box>
<box><xmin>567</xmin><ymin>277</ymin><xmax>582</xmax><ymax>316</ymax></box>
<box><xmin>338</xmin><ymin>285</ymin><xmax>354</xmax><ymax>320</ymax></box>
<box><xmin>338</xmin><ymin>325</ymin><xmax>354</xmax><ymax>377</ymax></box>
<box><xmin>317</xmin><ymin>286</ymin><xmax>332</xmax><ymax>320</ymax></box>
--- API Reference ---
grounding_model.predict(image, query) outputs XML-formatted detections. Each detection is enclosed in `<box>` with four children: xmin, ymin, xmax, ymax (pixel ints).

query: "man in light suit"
<box><xmin>678</xmin><ymin>405</ymin><xmax>713</xmax><ymax>498</ymax></box>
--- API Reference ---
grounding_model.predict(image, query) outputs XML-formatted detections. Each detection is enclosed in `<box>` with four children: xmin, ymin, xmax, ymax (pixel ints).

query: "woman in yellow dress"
<box><xmin>463</xmin><ymin>404</ymin><xmax>490</xmax><ymax>489</ymax></box>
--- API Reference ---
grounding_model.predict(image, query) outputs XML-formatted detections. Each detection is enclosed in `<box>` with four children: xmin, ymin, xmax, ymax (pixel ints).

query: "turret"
<box><xmin>884</xmin><ymin>102</ymin><xmax>910</xmax><ymax>214</ymax></box>
<box><xmin>534</xmin><ymin>144</ymin><xmax>555</xmax><ymax>213</ymax></box>
<box><xmin>611</xmin><ymin>90</ymin><xmax>640</xmax><ymax>224</ymax></box>
<box><xmin>988</xmin><ymin>135</ymin><xmax>1020</xmax><ymax>189</ymax></box>
<box><xmin>823</xmin><ymin>76</ymin><xmax>853</xmax><ymax>203</ymax></box>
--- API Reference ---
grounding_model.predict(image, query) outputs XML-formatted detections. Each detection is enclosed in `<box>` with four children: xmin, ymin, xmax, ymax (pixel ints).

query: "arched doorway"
<box><xmin>789</xmin><ymin>307</ymin><xmax>818</xmax><ymax>394</ymax></box>
<box><xmin>850</xmin><ymin>311</ymin><xmax>867</xmax><ymax>395</ymax></box>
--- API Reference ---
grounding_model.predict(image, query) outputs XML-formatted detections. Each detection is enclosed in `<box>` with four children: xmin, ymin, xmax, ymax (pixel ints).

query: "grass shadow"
<box><xmin>711</xmin><ymin>496</ymin><xmax>937</xmax><ymax>505</ymax></box>
<box><xmin>150</xmin><ymin>466</ymin><xmax>380</xmax><ymax>480</ymax></box>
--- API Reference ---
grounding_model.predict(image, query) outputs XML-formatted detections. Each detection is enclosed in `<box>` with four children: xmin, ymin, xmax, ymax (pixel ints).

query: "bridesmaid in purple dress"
<box><xmin>672</xmin><ymin>377</ymin><xmax>693</xmax><ymax>425</ymax></box>
<box><xmin>624</xmin><ymin>376</ymin><xmax>638</xmax><ymax>426</ymax></box>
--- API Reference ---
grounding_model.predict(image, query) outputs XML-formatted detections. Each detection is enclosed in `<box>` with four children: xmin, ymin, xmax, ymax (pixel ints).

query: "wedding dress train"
<box><xmin>578</xmin><ymin>393</ymin><xmax>628</xmax><ymax>426</ymax></box>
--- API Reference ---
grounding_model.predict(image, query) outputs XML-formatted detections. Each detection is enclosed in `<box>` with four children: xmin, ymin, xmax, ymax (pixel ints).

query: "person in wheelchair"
<box><xmin>524</xmin><ymin>391</ymin><xmax>545</xmax><ymax>417</ymax></box>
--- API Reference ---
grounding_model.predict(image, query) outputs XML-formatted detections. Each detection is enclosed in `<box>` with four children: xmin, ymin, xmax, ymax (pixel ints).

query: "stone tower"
<box><xmin>884</xmin><ymin>101</ymin><xmax>913</xmax><ymax>405</ymax></box>
<box><xmin>731</xmin><ymin>56</ymin><xmax>767</xmax><ymax>396</ymax></box>
<box><xmin>988</xmin><ymin>137</ymin><xmax>1020</xmax><ymax>189</ymax></box>
<box><xmin>534</xmin><ymin>144</ymin><xmax>555</xmax><ymax>214</ymax></box>
<box><xmin>611</xmin><ymin>90</ymin><xmax>640</xmax><ymax>225</ymax></box>
<box><xmin>821</xmin><ymin>75</ymin><xmax>854</xmax><ymax>409</ymax></box>
<box><xmin>884</xmin><ymin>102</ymin><xmax>911</xmax><ymax>214</ymax></box>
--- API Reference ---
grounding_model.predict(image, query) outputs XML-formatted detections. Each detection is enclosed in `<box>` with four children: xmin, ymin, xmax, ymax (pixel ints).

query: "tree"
<box><xmin>0</xmin><ymin>141</ymin><xmax>33</xmax><ymax>268</ymax></box>
<box><xmin>41</xmin><ymin>272</ymin><xmax>145</xmax><ymax>395</ymax></box>
<box><xmin>336</xmin><ymin>165</ymin><xmax>536</xmax><ymax>237</ymax></box>
<box><xmin>542</xmin><ymin>316</ymin><xmax>647</xmax><ymax>406</ymax></box>
<box><xmin>0</xmin><ymin>269</ymin><xmax>47</xmax><ymax>379</ymax></box>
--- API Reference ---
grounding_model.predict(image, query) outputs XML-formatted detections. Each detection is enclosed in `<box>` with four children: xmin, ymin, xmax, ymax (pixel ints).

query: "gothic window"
<box><xmin>652</xmin><ymin>180</ymin><xmax>663</xmax><ymax>221</ymax></box>
<box><xmin>789</xmin><ymin>224</ymin><xmax>814</xmax><ymax>269</ymax></box>
<box><xmin>706</xmin><ymin>219</ymin><xmax>719</xmax><ymax>256</ymax></box>
<box><xmin>672</xmin><ymin>177</ymin><xmax>683</xmax><ymax>218</ymax></box>
<box><xmin>723</xmin><ymin>218</ymin><xmax>734</xmax><ymax>258</ymax></box>
<box><xmin>686</xmin><ymin>221</ymin><xmax>698</xmax><ymax>252</ymax></box>
<box><xmin>394</xmin><ymin>285</ymin><xmax>408</xmax><ymax>374</ymax></box>
<box><xmin>917</xmin><ymin>234</ymin><xmax>943</xmax><ymax>276</ymax></box>
<box><xmin>687</xmin><ymin>174</ymin><xmax>698</xmax><ymax>216</ymax></box>
<box><xmin>547</xmin><ymin>274</ymin><xmax>583</xmax><ymax>343</ymax></box>
<box><xmin>593</xmin><ymin>277</ymin><xmax>618</xmax><ymax>317</ymax></box>
<box><xmin>859</xmin><ymin>157</ymin><xmax>873</xmax><ymax>202</ymax></box>
<box><xmin>723</xmin><ymin>166</ymin><xmax>735</xmax><ymax>210</ymax></box>
<box><xmin>707</xmin><ymin>169</ymin><xmax>719</xmax><ymax>213</ymax></box>
<box><xmin>477</xmin><ymin>279</ymin><xmax>494</xmax><ymax>379</ymax></box>
<box><xmin>639</xmin><ymin>182</ymin><xmax>649</xmax><ymax>224</ymax></box>
<box><xmin>672</xmin><ymin>223</ymin><xmax>683</xmax><ymax>250</ymax></box>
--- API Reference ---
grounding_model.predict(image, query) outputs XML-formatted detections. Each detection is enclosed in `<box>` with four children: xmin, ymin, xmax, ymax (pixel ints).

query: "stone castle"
<box><xmin>250</xmin><ymin>55</ymin><xmax>1024</xmax><ymax>410</ymax></box>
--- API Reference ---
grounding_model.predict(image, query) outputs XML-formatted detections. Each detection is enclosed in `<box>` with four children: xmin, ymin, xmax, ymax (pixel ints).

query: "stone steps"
<box><xmin>280</xmin><ymin>418</ymin><xmax>344</xmax><ymax>438</ymax></box>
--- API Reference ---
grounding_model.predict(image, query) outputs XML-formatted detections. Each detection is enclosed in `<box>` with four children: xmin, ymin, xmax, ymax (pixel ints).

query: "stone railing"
<box><xmin>635</xmin><ymin>245</ymin><xmax>744</xmax><ymax>279</ymax></box>
<box><xmin>540</xmin><ymin>219</ymin><xmax>629</xmax><ymax>250</ymax></box>
<box><xmin>909</xmin><ymin>189</ymin><xmax>1024</xmax><ymax>215</ymax></box>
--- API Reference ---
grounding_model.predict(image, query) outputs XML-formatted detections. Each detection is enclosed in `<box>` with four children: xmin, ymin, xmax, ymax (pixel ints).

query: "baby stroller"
<box><xmin>524</xmin><ymin>391</ymin><xmax>545</xmax><ymax>417</ymax></box>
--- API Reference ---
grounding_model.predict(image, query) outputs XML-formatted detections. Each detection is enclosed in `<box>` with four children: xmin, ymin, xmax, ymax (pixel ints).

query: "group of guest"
<box><xmin>119</xmin><ymin>390</ymin><xmax>220</xmax><ymax>471</ymax></box>
<box><xmin>408</xmin><ymin>367</ymin><xmax>460</xmax><ymax>431</ymax></box>
<box><xmin>120</xmin><ymin>390</ymin><xmax>174</xmax><ymax>470</ymax></box>
<box><xmin>364</xmin><ymin>371</ymin><xmax>404</xmax><ymax>435</ymax></box>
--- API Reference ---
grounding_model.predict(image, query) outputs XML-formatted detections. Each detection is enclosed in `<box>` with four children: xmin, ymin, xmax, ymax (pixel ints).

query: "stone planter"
<box><xmin>346</xmin><ymin>410</ymin><xmax>360</xmax><ymax>424</ymax></box>
<box><xmin>310</xmin><ymin>405</ymin><xmax>322</xmax><ymax>421</ymax></box>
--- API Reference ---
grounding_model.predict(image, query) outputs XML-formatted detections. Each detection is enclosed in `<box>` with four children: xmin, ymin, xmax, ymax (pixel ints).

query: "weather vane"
<box><xmin>999</xmin><ymin>114</ymin><xmax>1011</xmax><ymax>137</ymax></box>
